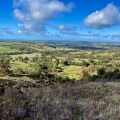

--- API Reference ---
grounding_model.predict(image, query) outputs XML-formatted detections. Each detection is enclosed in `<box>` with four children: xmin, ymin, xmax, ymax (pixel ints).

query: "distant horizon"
<box><xmin>0</xmin><ymin>39</ymin><xmax>120</xmax><ymax>43</ymax></box>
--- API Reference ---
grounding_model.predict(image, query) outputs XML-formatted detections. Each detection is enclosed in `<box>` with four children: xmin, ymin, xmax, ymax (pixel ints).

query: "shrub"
<box><xmin>63</xmin><ymin>60</ymin><xmax>69</xmax><ymax>66</ymax></box>
<box><xmin>82</xmin><ymin>73</ymin><xmax>96</xmax><ymax>82</ymax></box>
<box><xmin>97</xmin><ymin>68</ymin><xmax>106</xmax><ymax>76</ymax></box>
<box><xmin>81</xmin><ymin>60</ymin><xmax>90</xmax><ymax>67</ymax></box>
<box><xmin>12</xmin><ymin>68</ymin><xmax>25</xmax><ymax>75</ymax></box>
<box><xmin>0</xmin><ymin>86</ymin><xmax>5</xmax><ymax>95</ymax></box>
<box><xmin>0</xmin><ymin>70</ymin><xmax>6</xmax><ymax>77</ymax></box>
<box><xmin>73</xmin><ymin>108</ymin><xmax>83</xmax><ymax>120</ymax></box>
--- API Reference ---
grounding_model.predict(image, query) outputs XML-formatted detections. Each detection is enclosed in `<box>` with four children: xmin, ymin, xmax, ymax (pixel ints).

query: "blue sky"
<box><xmin>0</xmin><ymin>0</ymin><xmax>120</xmax><ymax>41</ymax></box>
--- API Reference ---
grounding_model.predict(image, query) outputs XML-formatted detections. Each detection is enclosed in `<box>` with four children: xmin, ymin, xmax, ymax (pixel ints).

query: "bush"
<box><xmin>81</xmin><ymin>60</ymin><xmax>90</xmax><ymax>67</ymax></box>
<box><xmin>82</xmin><ymin>73</ymin><xmax>96</xmax><ymax>82</ymax></box>
<box><xmin>104</xmin><ymin>69</ymin><xmax>120</xmax><ymax>80</ymax></box>
<box><xmin>97</xmin><ymin>68</ymin><xmax>106</xmax><ymax>76</ymax></box>
<box><xmin>63</xmin><ymin>60</ymin><xmax>69</xmax><ymax>66</ymax></box>
<box><xmin>0</xmin><ymin>70</ymin><xmax>6</xmax><ymax>77</ymax></box>
<box><xmin>73</xmin><ymin>108</ymin><xmax>83</xmax><ymax>120</ymax></box>
<box><xmin>12</xmin><ymin>68</ymin><xmax>25</xmax><ymax>75</ymax></box>
<box><xmin>0</xmin><ymin>86</ymin><xmax>5</xmax><ymax>95</ymax></box>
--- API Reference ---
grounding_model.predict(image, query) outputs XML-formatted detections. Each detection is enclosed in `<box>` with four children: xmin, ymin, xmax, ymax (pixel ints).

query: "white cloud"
<box><xmin>0</xmin><ymin>28</ymin><xmax>14</xmax><ymax>35</ymax></box>
<box><xmin>84</xmin><ymin>4</ymin><xmax>120</xmax><ymax>29</ymax></box>
<box><xmin>58</xmin><ymin>25</ymin><xmax>66</xmax><ymax>30</ymax></box>
<box><xmin>58</xmin><ymin>24</ymin><xmax>77</xmax><ymax>31</ymax></box>
<box><xmin>13</xmin><ymin>0</ymin><xmax>74</xmax><ymax>33</ymax></box>
<box><xmin>59</xmin><ymin>30</ymin><xmax>100</xmax><ymax>37</ymax></box>
<box><xmin>14</xmin><ymin>9</ymin><xmax>25</xmax><ymax>21</ymax></box>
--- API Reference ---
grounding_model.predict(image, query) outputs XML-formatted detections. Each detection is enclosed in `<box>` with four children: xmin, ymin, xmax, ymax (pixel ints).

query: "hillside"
<box><xmin>0</xmin><ymin>41</ymin><xmax>120</xmax><ymax>120</ymax></box>
<box><xmin>0</xmin><ymin>78</ymin><xmax>120</xmax><ymax>120</ymax></box>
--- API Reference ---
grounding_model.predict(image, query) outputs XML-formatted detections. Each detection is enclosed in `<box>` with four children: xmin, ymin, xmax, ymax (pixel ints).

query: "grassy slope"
<box><xmin>0</xmin><ymin>46</ymin><xmax>19</xmax><ymax>54</ymax></box>
<box><xmin>59</xmin><ymin>65</ymin><xmax>82</xmax><ymax>80</ymax></box>
<box><xmin>0</xmin><ymin>78</ymin><xmax>119</xmax><ymax>120</ymax></box>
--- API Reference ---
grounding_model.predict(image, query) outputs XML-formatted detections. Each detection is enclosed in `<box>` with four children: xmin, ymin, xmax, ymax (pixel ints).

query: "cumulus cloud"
<box><xmin>84</xmin><ymin>3</ymin><xmax>120</xmax><ymax>29</ymax></box>
<box><xmin>108</xmin><ymin>34</ymin><xmax>120</xmax><ymax>40</ymax></box>
<box><xmin>58</xmin><ymin>24</ymin><xmax>77</xmax><ymax>31</ymax></box>
<box><xmin>0</xmin><ymin>28</ymin><xmax>14</xmax><ymax>35</ymax></box>
<box><xmin>13</xmin><ymin>0</ymin><xmax>74</xmax><ymax>33</ymax></box>
<box><xmin>59</xmin><ymin>30</ymin><xmax>100</xmax><ymax>37</ymax></box>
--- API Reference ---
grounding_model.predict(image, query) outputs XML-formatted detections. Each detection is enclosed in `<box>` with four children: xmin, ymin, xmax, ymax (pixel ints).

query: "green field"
<box><xmin>0</xmin><ymin>46</ymin><xmax>19</xmax><ymax>54</ymax></box>
<box><xmin>0</xmin><ymin>41</ymin><xmax>120</xmax><ymax>80</ymax></box>
<box><xmin>11</xmin><ymin>53</ymin><xmax>41</xmax><ymax>58</ymax></box>
<box><xmin>59</xmin><ymin>65</ymin><xmax>82</xmax><ymax>80</ymax></box>
<box><xmin>11</xmin><ymin>61</ymin><xmax>31</xmax><ymax>69</ymax></box>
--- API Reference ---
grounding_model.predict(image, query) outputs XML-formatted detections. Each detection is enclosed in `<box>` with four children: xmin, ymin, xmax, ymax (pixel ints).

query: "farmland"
<box><xmin>0</xmin><ymin>41</ymin><xmax>120</xmax><ymax>80</ymax></box>
<box><xmin>0</xmin><ymin>41</ymin><xmax>120</xmax><ymax>120</ymax></box>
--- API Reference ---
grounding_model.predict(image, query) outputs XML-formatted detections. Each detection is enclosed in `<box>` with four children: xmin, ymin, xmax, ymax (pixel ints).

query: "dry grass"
<box><xmin>0</xmin><ymin>78</ymin><xmax>120</xmax><ymax>120</ymax></box>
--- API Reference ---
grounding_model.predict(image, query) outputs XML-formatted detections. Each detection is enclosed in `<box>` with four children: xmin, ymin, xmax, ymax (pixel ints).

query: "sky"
<box><xmin>1</xmin><ymin>0</ymin><xmax>120</xmax><ymax>41</ymax></box>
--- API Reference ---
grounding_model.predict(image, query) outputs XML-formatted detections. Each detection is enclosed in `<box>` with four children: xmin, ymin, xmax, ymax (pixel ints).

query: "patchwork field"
<box><xmin>0</xmin><ymin>41</ymin><xmax>120</xmax><ymax>80</ymax></box>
